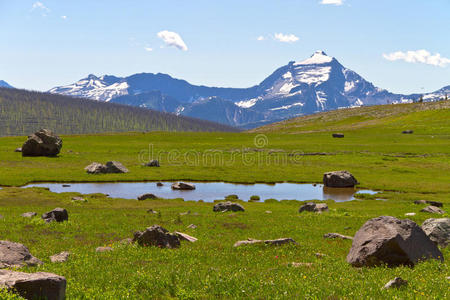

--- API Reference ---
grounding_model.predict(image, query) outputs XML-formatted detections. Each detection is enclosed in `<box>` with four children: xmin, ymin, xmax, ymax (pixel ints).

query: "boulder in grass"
<box><xmin>105</xmin><ymin>161</ymin><xmax>129</xmax><ymax>173</ymax></box>
<box><xmin>0</xmin><ymin>241</ymin><xmax>43</xmax><ymax>269</ymax></box>
<box><xmin>323</xmin><ymin>171</ymin><xmax>358</xmax><ymax>188</ymax></box>
<box><xmin>171</xmin><ymin>182</ymin><xmax>196</xmax><ymax>190</ymax></box>
<box><xmin>85</xmin><ymin>162</ymin><xmax>107</xmax><ymax>174</ymax></box>
<box><xmin>96</xmin><ymin>247</ymin><xmax>113</xmax><ymax>253</ymax></box>
<box><xmin>137</xmin><ymin>193</ymin><xmax>157</xmax><ymax>201</ymax></box>
<box><xmin>41</xmin><ymin>208</ymin><xmax>68</xmax><ymax>223</ymax></box>
<box><xmin>414</xmin><ymin>200</ymin><xmax>443</xmax><ymax>207</ymax></box>
<box><xmin>332</xmin><ymin>133</ymin><xmax>344</xmax><ymax>138</ymax></box>
<box><xmin>174</xmin><ymin>232</ymin><xmax>198</xmax><ymax>243</ymax></box>
<box><xmin>21</xmin><ymin>129</ymin><xmax>62</xmax><ymax>157</ymax></box>
<box><xmin>402</xmin><ymin>130</ymin><xmax>414</xmax><ymax>134</ymax></box>
<box><xmin>346</xmin><ymin>216</ymin><xmax>443</xmax><ymax>267</ymax></box>
<box><xmin>213</xmin><ymin>201</ymin><xmax>245</xmax><ymax>212</ymax></box>
<box><xmin>0</xmin><ymin>269</ymin><xmax>66</xmax><ymax>300</ymax></box>
<box><xmin>383</xmin><ymin>277</ymin><xmax>408</xmax><ymax>289</ymax></box>
<box><xmin>133</xmin><ymin>225</ymin><xmax>180</xmax><ymax>249</ymax></box>
<box><xmin>421</xmin><ymin>218</ymin><xmax>450</xmax><ymax>248</ymax></box>
<box><xmin>233</xmin><ymin>238</ymin><xmax>297</xmax><ymax>247</ymax></box>
<box><xmin>421</xmin><ymin>206</ymin><xmax>445</xmax><ymax>215</ymax></box>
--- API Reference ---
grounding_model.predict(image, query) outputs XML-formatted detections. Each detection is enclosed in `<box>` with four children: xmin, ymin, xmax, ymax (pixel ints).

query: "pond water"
<box><xmin>21</xmin><ymin>182</ymin><xmax>377</xmax><ymax>202</ymax></box>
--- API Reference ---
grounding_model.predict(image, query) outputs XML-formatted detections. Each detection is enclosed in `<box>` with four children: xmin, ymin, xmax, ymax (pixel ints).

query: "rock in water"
<box><xmin>171</xmin><ymin>182</ymin><xmax>196</xmax><ymax>190</ymax></box>
<box><xmin>323</xmin><ymin>171</ymin><xmax>358</xmax><ymax>187</ymax></box>
<box><xmin>22</xmin><ymin>129</ymin><xmax>62</xmax><ymax>157</ymax></box>
<box><xmin>85</xmin><ymin>162</ymin><xmax>107</xmax><ymax>174</ymax></box>
<box><xmin>383</xmin><ymin>277</ymin><xmax>408</xmax><ymax>289</ymax></box>
<box><xmin>0</xmin><ymin>241</ymin><xmax>43</xmax><ymax>269</ymax></box>
<box><xmin>0</xmin><ymin>270</ymin><xmax>66</xmax><ymax>300</ymax></box>
<box><xmin>133</xmin><ymin>225</ymin><xmax>180</xmax><ymax>248</ymax></box>
<box><xmin>346</xmin><ymin>216</ymin><xmax>443</xmax><ymax>267</ymax></box>
<box><xmin>421</xmin><ymin>218</ymin><xmax>449</xmax><ymax>248</ymax></box>
<box><xmin>299</xmin><ymin>202</ymin><xmax>329</xmax><ymax>213</ymax></box>
<box><xmin>332</xmin><ymin>133</ymin><xmax>344</xmax><ymax>138</ymax></box>
<box><xmin>41</xmin><ymin>208</ymin><xmax>68</xmax><ymax>223</ymax></box>
<box><xmin>213</xmin><ymin>201</ymin><xmax>245</xmax><ymax>212</ymax></box>
<box><xmin>137</xmin><ymin>193</ymin><xmax>157</xmax><ymax>200</ymax></box>
<box><xmin>421</xmin><ymin>206</ymin><xmax>446</xmax><ymax>214</ymax></box>
<box><xmin>105</xmin><ymin>161</ymin><xmax>129</xmax><ymax>173</ymax></box>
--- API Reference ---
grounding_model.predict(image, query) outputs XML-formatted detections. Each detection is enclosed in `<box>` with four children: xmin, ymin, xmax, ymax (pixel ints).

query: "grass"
<box><xmin>0</xmin><ymin>101</ymin><xmax>449</xmax><ymax>298</ymax></box>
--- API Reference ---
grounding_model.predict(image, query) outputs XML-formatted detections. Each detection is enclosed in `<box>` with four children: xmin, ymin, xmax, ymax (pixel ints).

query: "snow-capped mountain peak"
<box><xmin>294</xmin><ymin>50</ymin><xmax>333</xmax><ymax>65</ymax></box>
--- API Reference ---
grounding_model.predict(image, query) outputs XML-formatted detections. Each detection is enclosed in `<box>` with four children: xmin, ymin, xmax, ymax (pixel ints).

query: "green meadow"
<box><xmin>0</xmin><ymin>101</ymin><xmax>449</xmax><ymax>298</ymax></box>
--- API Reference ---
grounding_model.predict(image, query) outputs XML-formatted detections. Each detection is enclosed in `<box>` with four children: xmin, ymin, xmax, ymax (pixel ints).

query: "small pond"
<box><xmin>22</xmin><ymin>182</ymin><xmax>377</xmax><ymax>202</ymax></box>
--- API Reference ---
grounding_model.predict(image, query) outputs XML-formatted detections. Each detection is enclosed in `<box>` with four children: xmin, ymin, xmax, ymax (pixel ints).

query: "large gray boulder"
<box><xmin>85</xmin><ymin>162</ymin><xmax>107</xmax><ymax>174</ymax></box>
<box><xmin>0</xmin><ymin>241</ymin><xmax>43</xmax><ymax>269</ymax></box>
<box><xmin>422</xmin><ymin>218</ymin><xmax>449</xmax><ymax>248</ymax></box>
<box><xmin>0</xmin><ymin>269</ymin><xmax>66</xmax><ymax>300</ymax></box>
<box><xmin>105</xmin><ymin>161</ymin><xmax>129</xmax><ymax>173</ymax></box>
<box><xmin>346</xmin><ymin>216</ymin><xmax>443</xmax><ymax>267</ymax></box>
<box><xmin>133</xmin><ymin>225</ymin><xmax>180</xmax><ymax>248</ymax></box>
<box><xmin>22</xmin><ymin>129</ymin><xmax>62</xmax><ymax>157</ymax></box>
<box><xmin>421</xmin><ymin>206</ymin><xmax>446</xmax><ymax>214</ymax></box>
<box><xmin>213</xmin><ymin>201</ymin><xmax>245</xmax><ymax>212</ymax></box>
<box><xmin>171</xmin><ymin>182</ymin><xmax>196</xmax><ymax>190</ymax></box>
<box><xmin>42</xmin><ymin>208</ymin><xmax>68</xmax><ymax>223</ymax></box>
<box><xmin>50</xmin><ymin>251</ymin><xmax>70</xmax><ymax>263</ymax></box>
<box><xmin>323</xmin><ymin>171</ymin><xmax>358</xmax><ymax>188</ymax></box>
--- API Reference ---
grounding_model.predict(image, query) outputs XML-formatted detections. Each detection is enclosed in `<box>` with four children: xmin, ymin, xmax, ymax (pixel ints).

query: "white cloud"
<box><xmin>61</xmin><ymin>15</ymin><xmax>67</xmax><ymax>20</ymax></box>
<box><xmin>157</xmin><ymin>30</ymin><xmax>188</xmax><ymax>51</ymax></box>
<box><xmin>144</xmin><ymin>47</ymin><xmax>153</xmax><ymax>52</ymax></box>
<box><xmin>274</xmin><ymin>33</ymin><xmax>299</xmax><ymax>43</ymax></box>
<box><xmin>320</xmin><ymin>0</ymin><xmax>343</xmax><ymax>5</ymax></box>
<box><xmin>383</xmin><ymin>50</ymin><xmax>450</xmax><ymax>67</ymax></box>
<box><xmin>32</xmin><ymin>1</ymin><xmax>50</xmax><ymax>15</ymax></box>
<box><xmin>257</xmin><ymin>36</ymin><xmax>265</xmax><ymax>41</ymax></box>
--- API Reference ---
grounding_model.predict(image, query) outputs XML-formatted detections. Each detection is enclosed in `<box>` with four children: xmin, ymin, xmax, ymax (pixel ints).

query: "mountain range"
<box><xmin>0</xmin><ymin>80</ymin><xmax>13</xmax><ymax>88</ymax></box>
<box><xmin>49</xmin><ymin>51</ymin><xmax>449</xmax><ymax>129</ymax></box>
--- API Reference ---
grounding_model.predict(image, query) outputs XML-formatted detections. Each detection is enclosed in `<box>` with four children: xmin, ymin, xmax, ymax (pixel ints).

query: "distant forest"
<box><xmin>0</xmin><ymin>88</ymin><xmax>239</xmax><ymax>136</ymax></box>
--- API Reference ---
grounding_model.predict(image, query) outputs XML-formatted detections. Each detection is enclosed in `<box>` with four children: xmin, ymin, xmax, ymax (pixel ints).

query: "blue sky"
<box><xmin>1</xmin><ymin>0</ymin><xmax>449</xmax><ymax>94</ymax></box>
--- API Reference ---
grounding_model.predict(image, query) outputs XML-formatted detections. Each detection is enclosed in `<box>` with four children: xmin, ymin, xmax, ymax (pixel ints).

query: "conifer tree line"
<box><xmin>0</xmin><ymin>88</ymin><xmax>239</xmax><ymax>136</ymax></box>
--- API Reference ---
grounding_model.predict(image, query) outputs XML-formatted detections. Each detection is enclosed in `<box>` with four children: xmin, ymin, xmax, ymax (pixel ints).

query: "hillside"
<box><xmin>0</xmin><ymin>88</ymin><xmax>238</xmax><ymax>136</ymax></box>
<box><xmin>250</xmin><ymin>100</ymin><xmax>450</xmax><ymax>134</ymax></box>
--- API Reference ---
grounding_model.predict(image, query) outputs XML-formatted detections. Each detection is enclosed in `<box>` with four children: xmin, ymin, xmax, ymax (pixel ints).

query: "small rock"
<box><xmin>299</xmin><ymin>202</ymin><xmax>329</xmax><ymax>213</ymax></box>
<box><xmin>156</xmin><ymin>182</ymin><xmax>164</xmax><ymax>187</ymax></box>
<box><xmin>421</xmin><ymin>218</ymin><xmax>449</xmax><ymax>248</ymax></box>
<box><xmin>265</xmin><ymin>211</ymin><xmax>272</xmax><ymax>214</ymax></box>
<box><xmin>290</xmin><ymin>262</ymin><xmax>313</xmax><ymax>267</ymax></box>
<box><xmin>344</xmin><ymin>227</ymin><xmax>351</xmax><ymax>230</ymax></box>
<box><xmin>0</xmin><ymin>269</ymin><xmax>66</xmax><ymax>300</ymax></box>
<box><xmin>14</xmin><ymin>148</ymin><xmax>22</xmax><ymax>153</ymax></box>
<box><xmin>42</xmin><ymin>208</ymin><xmax>68</xmax><ymax>223</ymax></box>
<box><xmin>402</xmin><ymin>130</ymin><xmax>414</xmax><ymax>134</ymax></box>
<box><xmin>62</xmin><ymin>184</ymin><xmax>70</xmax><ymax>187</ymax></box>
<box><xmin>85</xmin><ymin>162</ymin><xmax>107</xmax><ymax>174</ymax></box>
<box><xmin>187</xmin><ymin>224</ymin><xmax>197</xmax><ymax>229</ymax></box>
<box><xmin>133</xmin><ymin>225</ymin><xmax>180</xmax><ymax>248</ymax></box>
<box><xmin>383</xmin><ymin>277</ymin><xmax>408</xmax><ymax>289</ymax></box>
<box><xmin>174</xmin><ymin>232</ymin><xmax>198</xmax><ymax>242</ymax></box>
<box><xmin>137</xmin><ymin>193</ymin><xmax>157</xmax><ymax>201</ymax></box>
<box><xmin>71</xmin><ymin>196</ymin><xmax>87</xmax><ymax>202</ymax></box>
<box><xmin>179</xmin><ymin>211</ymin><xmax>190</xmax><ymax>216</ymax></box>
<box><xmin>421</xmin><ymin>206</ymin><xmax>445</xmax><ymax>215</ymax></box>
<box><xmin>146</xmin><ymin>209</ymin><xmax>158</xmax><ymax>214</ymax></box>
<box><xmin>144</xmin><ymin>160</ymin><xmax>160</xmax><ymax>167</ymax></box>
<box><xmin>120</xmin><ymin>238</ymin><xmax>133</xmax><ymax>245</ymax></box>
<box><xmin>21</xmin><ymin>212</ymin><xmax>37</xmax><ymax>218</ymax></box>
<box><xmin>213</xmin><ymin>201</ymin><xmax>245</xmax><ymax>212</ymax></box>
<box><xmin>405</xmin><ymin>213</ymin><xmax>416</xmax><ymax>216</ymax></box>
<box><xmin>96</xmin><ymin>247</ymin><xmax>113</xmax><ymax>253</ymax></box>
<box><xmin>315</xmin><ymin>253</ymin><xmax>326</xmax><ymax>258</ymax></box>
<box><xmin>233</xmin><ymin>238</ymin><xmax>297</xmax><ymax>247</ymax></box>
<box><xmin>332</xmin><ymin>133</ymin><xmax>344</xmax><ymax>138</ymax></box>
<box><xmin>171</xmin><ymin>182</ymin><xmax>196</xmax><ymax>190</ymax></box>
<box><xmin>323</xmin><ymin>170</ymin><xmax>358</xmax><ymax>188</ymax></box>
<box><xmin>105</xmin><ymin>161</ymin><xmax>129</xmax><ymax>173</ymax></box>
<box><xmin>0</xmin><ymin>241</ymin><xmax>43</xmax><ymax>268</ymax></box>
<box><xmin>323</xmin><ymin>233</ymin><xmax>353</xmax><ymax>240</ymax></box>
<box><xmin>415</xmin><ymin>200</ymin><xmax>443</xmax><ymax>207</ymax></box>
<box><xmin>50</xmin><ymin>251</ymin><xmax>70</xmax><ymax>263</ymax></box>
